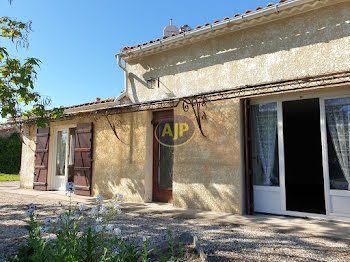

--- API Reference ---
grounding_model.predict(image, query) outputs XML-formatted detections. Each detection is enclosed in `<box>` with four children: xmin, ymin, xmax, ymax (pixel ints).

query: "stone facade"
<box><xmin>19</xmin><ymin>0</ymin><xmax>350</xmax><ymax>214</ymax></box>
<box><xmin>124</xmin><ymin>1</ymin><xmax>350</xmax><ymax>103</ymax></box>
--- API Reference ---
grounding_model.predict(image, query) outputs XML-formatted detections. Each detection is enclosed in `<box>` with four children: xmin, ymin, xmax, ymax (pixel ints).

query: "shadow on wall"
<box><xmin>127</xmin><ymin>3</ymin><xmax>350</xmax><ymax>101</ymax></box>
<box><xmin>91</xmin><ymin>114</ymin><xmax>147</xmax><ymax>202</ymax></box>
<box><xmin>173</xmin><ymin>99</ymin><xmax>243</xmax><ymax>213</ymax></box>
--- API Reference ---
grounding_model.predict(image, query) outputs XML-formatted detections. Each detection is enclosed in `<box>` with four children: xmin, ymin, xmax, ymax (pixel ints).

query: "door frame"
<box><xmin>50</xmin><ymin>125</ymin><xmax>77</xmax><ymax>191</ymax></box>
<box><xmin>250</xmin><ymin>87</ymin><xmax>350</xmax><ymax>221</ymax></box>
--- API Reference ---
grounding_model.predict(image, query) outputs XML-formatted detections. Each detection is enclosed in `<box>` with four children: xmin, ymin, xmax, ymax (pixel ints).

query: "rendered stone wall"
<box><xmin>173</xmin><ymin>99</ymin><xmax>244</xmax><ymax>214</ymax></box>
<box><xmin>20</xmin><ymin>111</ymin><xmax>153</xmax><ymax>204</ymax></box>
<box><xmin>125</xmin><ymin>1</ymin><xmax>350</xmax><ymax>103</ymax></box>
<box><xmin>19</xmin><ymin>124</ymin><xmax>37</xmax><ymax>189</ymax></box>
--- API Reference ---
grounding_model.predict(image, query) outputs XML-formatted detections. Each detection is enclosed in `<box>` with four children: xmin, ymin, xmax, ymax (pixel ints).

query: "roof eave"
<box><xmin>116</xmin><ymin>0</ymin><xmax>340</xmax><ymax>58</ymax></box>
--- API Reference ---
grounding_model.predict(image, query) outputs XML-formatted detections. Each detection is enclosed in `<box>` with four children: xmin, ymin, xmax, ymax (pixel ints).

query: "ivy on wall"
<box><xmin>0</xmin><ymin>133</ymin><xmax>22</xmax><ymax>174</ymax></box>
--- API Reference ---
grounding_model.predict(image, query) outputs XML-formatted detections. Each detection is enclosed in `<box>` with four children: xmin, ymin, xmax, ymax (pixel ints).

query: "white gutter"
<box><xmin>115</xmin><ymin>0</ymin><xmax>321</xmax><ymax>57</ymax></box>
<box><xmin>115</xmin><ymin>54</ymin><xmax>128</xmax><ymax>102</ymax></box>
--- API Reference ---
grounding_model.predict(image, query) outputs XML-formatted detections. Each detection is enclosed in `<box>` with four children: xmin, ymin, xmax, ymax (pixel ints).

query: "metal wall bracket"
<box><xmin>182</xmin><ymin>97</ymin><xmax>207</xmax><ymax>137</ymax></box>
<box><xmin>105</xmin><ymin>114</ymin><xmax>121</xmax><ymax>141</ymax></box>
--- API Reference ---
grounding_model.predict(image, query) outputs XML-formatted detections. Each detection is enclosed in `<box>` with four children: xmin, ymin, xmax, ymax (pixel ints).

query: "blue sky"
<box><xmin>1</xmin><ymin>0</ymin><xmax>273</xmax><ymax>110</ymax></box>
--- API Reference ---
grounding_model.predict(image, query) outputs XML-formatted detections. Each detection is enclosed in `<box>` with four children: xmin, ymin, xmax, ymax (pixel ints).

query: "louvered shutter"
<box><xmin>33</xmin><ymin>128</ymin><xmax>50</xmax><ymax>190</ymax></box>
<box><xmin>74</xmin><ymin>123</ymin><xmax>93</xmax><ymax>196</ymax></box>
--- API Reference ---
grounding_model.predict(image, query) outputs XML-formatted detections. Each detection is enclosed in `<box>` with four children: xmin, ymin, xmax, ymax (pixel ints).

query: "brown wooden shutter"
<box><xmin>33</xmin><ymin>127</ymin><xmax>50</xmax><ymax>191</ymax></box>
<box><xmin>74</xmin><ymin>123</ymin><xmax>93</xmax><ymax>196</ymax></box>
<box><xmin>243</xmin><ymin>99</ymin><xmax>254</xmax><ymax>215</ymax></box>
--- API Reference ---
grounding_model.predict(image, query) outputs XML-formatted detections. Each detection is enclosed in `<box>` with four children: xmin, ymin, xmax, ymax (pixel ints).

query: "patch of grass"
<box><xmin>0</xmin><ymin>173</ymin><xmax>20</xmax><ymax>181</ymax></box>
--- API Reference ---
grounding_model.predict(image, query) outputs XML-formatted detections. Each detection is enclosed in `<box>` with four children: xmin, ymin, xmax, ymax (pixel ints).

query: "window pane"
<box><xmin>68</xmin><ymin>128</ymin><xmax>76</xmax><ymax>166</ymax></box>
<box><xmin>325</xmin><ymin>97</ymin><xmax>350</xmax><ymax>190</ymax></box>
<box><xmin>56</xmin><ymin>130</ymin><xmax>67</xmax><ymax>177</ymax></box>
<box><xmin>251</xmin><ymin>103</ymin><xmax>279</xmax><ymax>186</ymax></box>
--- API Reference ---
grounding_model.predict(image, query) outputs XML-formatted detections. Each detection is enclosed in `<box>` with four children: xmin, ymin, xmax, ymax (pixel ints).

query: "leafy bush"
<box><xmin>10</xmin><ymin>183</ymin><xmax>184</xmax><ymax>262</ymax></box>
<box><xmin>0</xmin><ymin>132</ymin><xmax>22</xmax><ymax>174</ymax></box>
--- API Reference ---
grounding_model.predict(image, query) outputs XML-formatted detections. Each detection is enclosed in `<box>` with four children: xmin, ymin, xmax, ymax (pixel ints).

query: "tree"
<box><xmin>0</xmin><ymin>4</ymin><xmax>63</xmax><ymax>128</ymax></box>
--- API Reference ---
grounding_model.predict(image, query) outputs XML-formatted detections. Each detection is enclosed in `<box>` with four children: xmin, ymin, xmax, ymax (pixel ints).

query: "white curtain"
<box><xmin>253</xmin><ymin>103</ymin><xmax>277</xmax><ymax>186</ymax></box>
<box><xmin>326</xmin><ymin>98</ymin><xmax>350</xmax><ymax>189</ymax></box>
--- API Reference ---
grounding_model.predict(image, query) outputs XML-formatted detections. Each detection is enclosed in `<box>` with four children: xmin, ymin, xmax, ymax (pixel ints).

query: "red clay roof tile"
<box><xmin>122</xmin><ymin>1</ymin><xmax>286</xmax><ymax>52</ymax></box>
<box><xmin>63</xmin><ymin>97</ymin><xmax>115</xmax><ymax>110</ymax></box>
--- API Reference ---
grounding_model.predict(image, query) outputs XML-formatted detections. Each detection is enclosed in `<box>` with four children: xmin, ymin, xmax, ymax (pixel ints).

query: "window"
<box><xmin>56</xmin><ymin>130</ymin><xmax>67</xmax><ymax>177</ymax></box>
<box><xmin>251</xmin><ymin>103</ymin><xmax>279</xmax><ymax>186</ymax></box>
<box><xmin>325</xmin><ymin>97</ymin><xmax>350</xmax><ymax>191</ymax></box>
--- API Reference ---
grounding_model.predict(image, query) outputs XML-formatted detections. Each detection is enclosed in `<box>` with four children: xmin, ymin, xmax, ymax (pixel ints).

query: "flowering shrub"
<box><xmin>10</xmin><ymin>183</ymin><xmax>185</xmax><ymax>262</ymax></box>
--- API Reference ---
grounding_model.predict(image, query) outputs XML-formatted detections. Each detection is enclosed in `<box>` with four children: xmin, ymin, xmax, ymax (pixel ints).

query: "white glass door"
<box><xmin>322</xmin><ymin>97</ymin><xmax>350</xmax><ymax>217</ymax></box>
<box><xmin>251</xmin><ymin>102</ymin><xmax>282</xmax><ymax>214</ymax></box>
<box><xmin>53</xmin><ymin>129</ymin><xmax>68</xmax><ymax>190</ymax></box>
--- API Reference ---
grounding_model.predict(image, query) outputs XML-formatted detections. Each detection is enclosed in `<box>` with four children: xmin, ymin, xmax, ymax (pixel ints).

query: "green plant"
<box><xmin>1</xmin><ymin>3</ymin><xmax>64</xmax><ymax>128</ymax></box>
<box><xmin>0</xmin><ymin>133</ymin><xmax>22</xmax><ymax>174</ymax></box>
<box><xmin>10</xmin><ymin>183</ymin><xmax>186</xmax><ymax>262</ymax></box>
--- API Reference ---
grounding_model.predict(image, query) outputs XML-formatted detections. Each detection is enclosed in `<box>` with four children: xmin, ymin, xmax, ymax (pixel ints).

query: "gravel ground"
<box><xmin>1</xmin><ymin>185</ymin><xmax>350</xmax><ymax>261</ymax></box>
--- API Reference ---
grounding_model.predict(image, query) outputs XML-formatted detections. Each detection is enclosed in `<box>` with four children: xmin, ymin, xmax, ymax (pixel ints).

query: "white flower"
<box><xmin>142</xmin><ymin>236</ymin><xmax>148</xmax><ymax>242</ymax></box>
<box><xmin>113</xmin><ymin>203</ymin><xmax>120</xmax><ymax>210</ymax></box>
<box><xmin>28</xmin><ymin>203</ymin><xmax>36</xmax><ymax>209</ymax></box>
<box><xmin>66</xmin><ymin>182</ymin><xmax>75</xmax><ymax>193</ymax></box>
<box><xmin>116</xmin><ymin>209</ymin><xmax>122</xmax><ymax>215</ymax></box>
<box><xmin>117</xmin><ymin>194</ymin><xmax>123</xmax><ymax>200</ymax></box>
<box><xmin>55</xmin><ymin>215</ymin><xmax>61</xmax><ymax>223</ymax></box>
<box><xmin>72</xmin><ymin>214</ymin><xmax>80</xmax><ymax>220</ymax></box>
<box><xmin>91</xmin><ymin>206</ymin><xmax>98</xmax><ymax>216</ymax></box>
<box><xmin>96</xmin><ymin>217</ymin><xmax>103</xmax><ymax>224</ymax></box>
<box><xmin>25</xmin><ymin>208</ymin><xmax>35</xmax><ymax>216</ymax></box>
<box><xmin>100</xmin><ymin>204</ymin><xmax>108</xmax><ymax>214</ymax></box>
<box><xmin>79</xmin><ymin>204</ymin><xmax>88</xmax><ymax>211</ymax></box>
<box><xmin>39</xmin><ymin>226</ymin><xmax>49</xmax><ymax>233</ymax></box>
<box><xmin>106</xmin><ymin>224</ymin><xmax>114</xmax><ymax>232</ymax></box>
<box><xmin>44</xmin><ymin>218</ymin><xmax>52</xmax><ymax>224</ymax></box>
<box><xmin>96</xmin><ymin>194</ymin><xmax>104</xmax><ymax>203</ymax></box>
<box><xmin>113</xmin><ymin>227</ymin><xmax>121</xmax><ymax>235</ymax></box>
<box><xmin>95</xmin><ymin>225</ymin><xmax>103</xmax><ymax>232</ymax></box>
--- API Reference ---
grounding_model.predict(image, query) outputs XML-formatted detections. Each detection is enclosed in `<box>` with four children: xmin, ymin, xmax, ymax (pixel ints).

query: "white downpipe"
<box><xmin>116</xmin><ymin>55</ymin><xmax>128</xmax><ymax>100</ymax></box>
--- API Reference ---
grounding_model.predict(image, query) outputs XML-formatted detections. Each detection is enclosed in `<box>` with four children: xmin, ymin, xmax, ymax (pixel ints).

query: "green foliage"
<box><xmin>0</xmin><ymin>173</ymin><xmax>20</xmax><ymax>181</ymax></box>
<box><xmin>158</xmin><ymin>230</ymin><xmax>185</xmax><ymax>262</ymax></box>
<box><xmin>0</xmin><ymin>132</ymin><xmax>21</xmax><ymax>174</ymax></box>
<box><xmin>10</xmin><ymin>194</ymin><xmax>185</xmax><ymax>262</ymax></box>
<box><xmin>1</xmin><ymin>7</ymin><xmax>64</xmax><ymax>127</ymax></box>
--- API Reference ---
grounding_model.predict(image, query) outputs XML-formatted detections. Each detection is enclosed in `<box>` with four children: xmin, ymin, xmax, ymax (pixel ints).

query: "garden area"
<box><xmin>1</xmin><ymin>181</ymin><xmax>350</xmax><ymax>262</ymax></box>
<box><xmin>0</xmin><ymin>132</ymin><xmax>21</xmax><ymax>182</ymax></box>
<box><xmin>0</xmin><ymin>174</ymin><xmax>19</xmax><ymax>182</ymax></box>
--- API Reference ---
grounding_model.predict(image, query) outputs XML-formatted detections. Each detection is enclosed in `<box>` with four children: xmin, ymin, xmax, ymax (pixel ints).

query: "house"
<box><xmin>20</xmin><ymin>0</ymin><xmax>350</xmax><ymax>220</ymax></box>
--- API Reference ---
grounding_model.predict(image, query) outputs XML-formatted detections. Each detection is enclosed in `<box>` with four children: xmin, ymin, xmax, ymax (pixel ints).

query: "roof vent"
<box><xmin>180</xmin><ymin>25</ymin><xmax>192</xmax><ymax>32</ymax></box>
<box><xmin>163</xmin><ymin>19</ymin><xmax>179</xmax><ymax>37</ymax></box>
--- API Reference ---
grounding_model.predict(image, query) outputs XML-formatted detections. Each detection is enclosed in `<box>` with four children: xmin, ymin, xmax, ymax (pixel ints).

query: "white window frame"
<box><xmin>250</xmin><ymin>86</ymin><xmax>350</xmax><ymax>221</ymax></box>
<box><xmin>50</xmin><ymin>125</ymin><xmax>77</xmax><ymax>191</ymax></box>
